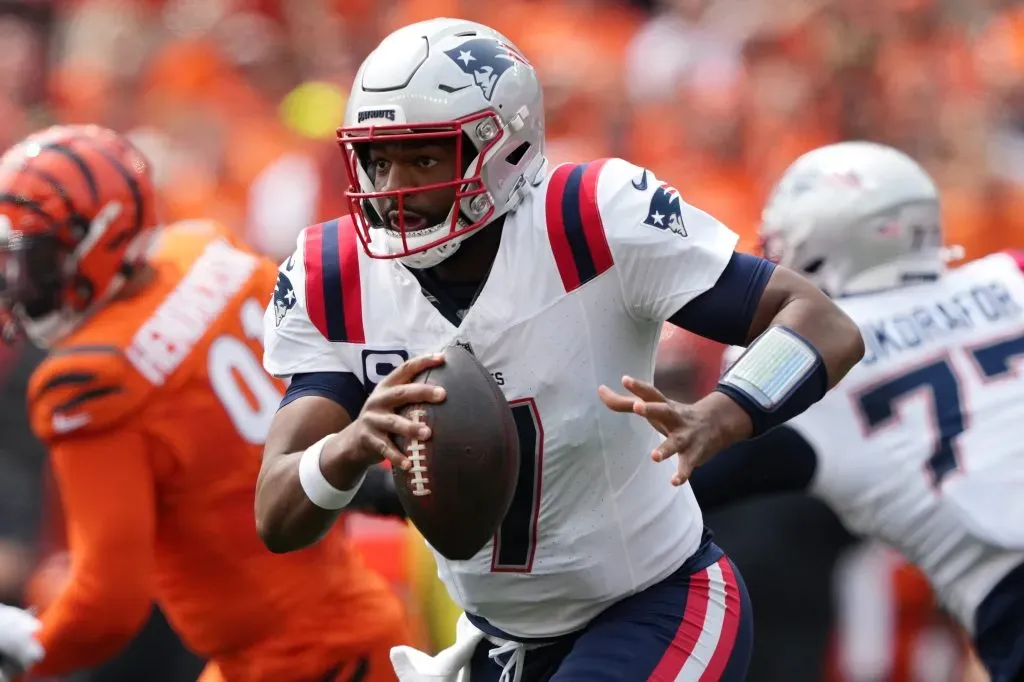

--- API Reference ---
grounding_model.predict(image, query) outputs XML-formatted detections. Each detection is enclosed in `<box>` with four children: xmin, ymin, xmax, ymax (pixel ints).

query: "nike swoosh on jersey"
<box><xmin>52</xmin><ymin>412</ymin><xmax>92</xmax><ymax>434</ymax></box>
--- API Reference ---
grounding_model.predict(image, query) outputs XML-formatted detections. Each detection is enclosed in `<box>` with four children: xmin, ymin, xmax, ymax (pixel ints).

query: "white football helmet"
<box><xmin>338</xmin><ymin>19</ymin><xmax>546</xmax><ymax>269</ymax></box>
<box><xmin>760</xmin><ymin>141</ymin><xmax>950</xmax><ymax>297</ymax></box>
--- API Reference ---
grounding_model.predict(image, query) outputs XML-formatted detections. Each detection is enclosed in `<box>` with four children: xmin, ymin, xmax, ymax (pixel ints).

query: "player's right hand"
<box><xmin>322</xmin><ymin>353</ymin><xmax>447</xmax><ymax>488</ymax></box>
<box><xmin>0</xmin><ymin>604</ymin><xmax>43</xmax><ymax>680</ymax></box>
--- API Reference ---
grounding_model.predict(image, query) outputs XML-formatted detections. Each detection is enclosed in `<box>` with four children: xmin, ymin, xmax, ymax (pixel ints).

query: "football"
<box><xmin>392</xmin><ymin>344</ymin><xmax>520</xmax><ymax>561</ymax></box>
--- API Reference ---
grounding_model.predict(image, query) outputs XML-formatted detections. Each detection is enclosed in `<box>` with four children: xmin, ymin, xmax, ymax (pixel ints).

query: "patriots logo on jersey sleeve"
<box><xmin>643</xmin><ymin>183</ymin><xmax>687</xmax><ymax>237</ymax></box>
<box><xmin>444</xmin><ymin>39</ymin><xmax>531</xmax><ymax>101</ymax></box>
<box><xmin>273</xmin><ymin>272</ymin><xmax>296</xmax><ymax>327</ymax></box>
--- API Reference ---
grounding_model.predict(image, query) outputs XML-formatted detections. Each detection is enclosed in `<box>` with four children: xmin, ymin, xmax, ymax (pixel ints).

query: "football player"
<box><xmin>689</xmin><ymin>141</ymin><xmax>1024</xmax><ymax>682</ymax></box>
<box><xmin>256</xmin><ymin>19</ymin><xmax>865</xmax><ymax>682</ymax></box>
<box><xmin>0</xmin><ymin>125</ymin><xmax>410</xmax><ymax>682</ymax></box>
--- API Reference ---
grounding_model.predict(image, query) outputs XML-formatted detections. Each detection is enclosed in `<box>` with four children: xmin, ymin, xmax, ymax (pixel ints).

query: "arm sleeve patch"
<box><xmin>597</xmin><ymin>158</ymin><xmax>740</xmax><ymax>322</ymax></box>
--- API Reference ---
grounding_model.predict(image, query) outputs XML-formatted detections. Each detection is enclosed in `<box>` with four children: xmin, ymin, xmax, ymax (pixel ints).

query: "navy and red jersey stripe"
<box><xmin>303</xmin><ymin>217</ymin><xmax>365</xmax><ymax>343</ymax></box>
<box><xmin>546</xmin><ymin>160</ymin><xmax>615</xmax><ymax>293</ymax></box>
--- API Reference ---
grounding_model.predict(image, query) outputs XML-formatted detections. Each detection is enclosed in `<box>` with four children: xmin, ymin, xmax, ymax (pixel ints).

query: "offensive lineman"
<box><xmin>256</xmin><ymin>19</ymin><xmax>865</xmax><ymax>682</ymax></box>
<box><xmin>691</xmin><ymin>141</ymin><xmax>1024</xmax><ymax>682</ymax></box>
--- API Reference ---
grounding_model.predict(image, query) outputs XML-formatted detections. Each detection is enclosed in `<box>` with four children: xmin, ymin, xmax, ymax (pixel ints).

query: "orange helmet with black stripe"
<box><xmin>0</xmin><ymin>125</ymin><xmax>158</xmax><ymax>347</ymax></box>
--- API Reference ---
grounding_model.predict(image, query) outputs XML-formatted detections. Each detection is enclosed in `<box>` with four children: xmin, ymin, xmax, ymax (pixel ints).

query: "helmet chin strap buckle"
<box><xmin>398</xmin><ymin>240</ymin><xmax>462</xmax><ymax>270</ymax></box>
<box><xmin>508</xmin><ymin>106</ymin><xmax>529</xmax><ymax>132</ymax></box>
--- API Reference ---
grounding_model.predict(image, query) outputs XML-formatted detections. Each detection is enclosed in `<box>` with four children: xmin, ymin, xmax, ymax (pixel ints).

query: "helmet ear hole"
<box><xmin>804</xmin><ymin>258</ymin><xmax>825</xmax><ymax>274</ymax></box>
<box><xmin>505</xmin><ymin>141</ymin><xmax>530</xmax><ymax>166</ymax></box>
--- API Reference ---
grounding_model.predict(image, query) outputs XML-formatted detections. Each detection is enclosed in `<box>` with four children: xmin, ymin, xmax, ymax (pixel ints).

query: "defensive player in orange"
<box><xmin>0</xmin><ymin>125</ymin><xmax>410</xmax><ymax>682</ymax></box>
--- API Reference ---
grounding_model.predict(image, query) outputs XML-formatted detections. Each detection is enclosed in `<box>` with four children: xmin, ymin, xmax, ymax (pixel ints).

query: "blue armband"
<box><xmin>714</xmin><ymin>326</ymin><xmax>828</xmax><ymax>436</ymax></box>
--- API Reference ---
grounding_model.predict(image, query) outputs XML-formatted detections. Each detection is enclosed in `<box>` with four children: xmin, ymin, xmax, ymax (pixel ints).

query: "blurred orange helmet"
<box><xmin>0</xmin><ymin>125</ymin><xmax>159</xmax><ymax>347</ymax></box>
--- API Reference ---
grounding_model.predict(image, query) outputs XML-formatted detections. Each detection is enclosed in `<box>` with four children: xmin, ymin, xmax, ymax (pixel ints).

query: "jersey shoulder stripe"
<box><xmin>28</xmin><ymin>345</ymin><xmax>151</xmax><ymax>441</ymax></box>
<box><xmin>303</xmin><ymin>217</ymin><xmax>365</xmax><ymax>343</ymax></box>
<box><xmin>545</xmin><ymin>160</ymin><xmax>614</xmax><ymax>293</ymax></box>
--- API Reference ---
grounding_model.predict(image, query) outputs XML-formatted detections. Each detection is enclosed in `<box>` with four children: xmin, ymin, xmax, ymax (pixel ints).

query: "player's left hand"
<box><xmin>598</xmin><ymin>376</ymin><xmax>752</xmax><ymax>486</ymax></box>
<box><xmin>0</xmin><ymin>604</ymin><xmax>43</xmax><ymax>680</ymax></box>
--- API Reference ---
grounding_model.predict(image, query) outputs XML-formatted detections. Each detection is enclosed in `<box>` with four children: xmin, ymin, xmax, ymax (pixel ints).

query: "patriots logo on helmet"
<box><xmin>787</xmin><ymin>168</ymin><xmax>864</xmax><ymax>198</ymax></box>
<box><xmin>444</xmin><ymin>38</ymin><xmax>531</xmax><ymax>102</ymax></box>
<box><xmin>273</xmin><ymin>272</ymin><xmax>296</xmax><ymax>327</ymax></box>
<box><xmin>643</xmin><ymin>183</ymin><xmax>687</xmax><ymax>237</ymax></box>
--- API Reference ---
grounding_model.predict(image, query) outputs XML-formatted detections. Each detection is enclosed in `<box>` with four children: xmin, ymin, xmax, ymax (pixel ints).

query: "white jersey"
<box><xmin>263</xmin><ymin>158</ymin><xmax>738</xmax><ymax>638</ymax></box>
<box><xmin>729</xmin><ymin>252</ymin><xmax>1024</xmax><ymax>632</ymax></box>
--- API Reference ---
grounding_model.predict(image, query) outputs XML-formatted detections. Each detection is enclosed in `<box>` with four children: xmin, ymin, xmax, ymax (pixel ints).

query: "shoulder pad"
<box><xmin>544</xmin><ymin>160</ymin><xmax>616</xmax><ymax>293</ymax></box>
<box><xmin>583</xmin><ymin>157</ymin><xmax>737</xmax><ymax>321</ymax></box>
<box><xmin>300</xmin><ymin>217</ymin><xmax>365</xmax><ymax>343</ymax></box>
<box><xmin>1001</xmin><ymin>249</ymin><xmax>1024</xmax><ymax>274</ymax></box>
<box><xmin>596</xmin><ymin>157</ymin><xmax>691</xmax><ymax>241</ymax></box>
<box><xmin>263</xmin><ymin>220</ymin><xmax>365</xmax><ymax>379</ymax></box>
<box><xmin>28</xmin><ymin>345</ymin><xmax>153</xmax><ymax>441</ymax></box>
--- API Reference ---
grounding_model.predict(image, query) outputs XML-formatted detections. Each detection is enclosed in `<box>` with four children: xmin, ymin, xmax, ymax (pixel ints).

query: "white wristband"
<box><xmin>298</xmin><ymin>435</ymin><xmax>366</xmax><ymax>510</ymax></box>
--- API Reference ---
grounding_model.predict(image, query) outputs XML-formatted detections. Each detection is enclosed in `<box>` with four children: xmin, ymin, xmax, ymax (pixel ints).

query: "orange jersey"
<box><xmin>26</xmin><ymin>220</ymin><xmax>406</xmax><ymax>680</ymax></box>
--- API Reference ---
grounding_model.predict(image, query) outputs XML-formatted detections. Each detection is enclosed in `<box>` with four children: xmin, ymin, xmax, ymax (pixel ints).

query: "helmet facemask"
<box><xmin>338</xmin><ymin>110</ymin><xmax>514</xmax><ymax>269</ymax></box>
<box><xmin>0</xmin><ymin>201</ymin><xmax>154</xmax><ymax>348</ymax></box>
<box><xmin>0</xmin><ymin>227</ymin><xmax>79</xmax><ymax>346</ymax></box>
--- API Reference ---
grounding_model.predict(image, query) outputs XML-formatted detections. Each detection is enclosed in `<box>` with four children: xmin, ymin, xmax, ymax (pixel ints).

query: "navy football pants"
<box><xmin>975</xmin><ymin>559</ymin><xmax>1024</xmax><ymax>682</ymax></box>
<box><xmin>468</xmin><ymin>547</ymin><xmax>753</xmax><ymax>681</ymax></box>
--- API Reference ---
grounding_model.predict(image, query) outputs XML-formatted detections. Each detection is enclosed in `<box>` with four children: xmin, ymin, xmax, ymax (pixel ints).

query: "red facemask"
<box><xmin>336</xmin><ymin>110</ymin><xmax>506</xmax><ymax>260</ymax></box>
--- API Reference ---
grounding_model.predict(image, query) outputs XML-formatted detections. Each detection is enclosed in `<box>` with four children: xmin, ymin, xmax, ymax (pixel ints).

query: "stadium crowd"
<box><xmin>0</xmin><ymin>0</ymin><xmax>1021</xmax><ymax>680</ymax></box>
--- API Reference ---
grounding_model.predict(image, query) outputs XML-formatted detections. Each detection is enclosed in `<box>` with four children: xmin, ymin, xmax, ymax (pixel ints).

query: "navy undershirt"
<box><xmin>687</xmin><ymin>425</ymin><xmax>819</xmax><ymax>510</ymax></box>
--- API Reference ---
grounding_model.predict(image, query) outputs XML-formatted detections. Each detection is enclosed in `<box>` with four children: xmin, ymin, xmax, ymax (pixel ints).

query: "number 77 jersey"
<box><xmin>785</xmin><ymin>250</ymin><xmax>1024</xmax><ymax>626</ymax></box>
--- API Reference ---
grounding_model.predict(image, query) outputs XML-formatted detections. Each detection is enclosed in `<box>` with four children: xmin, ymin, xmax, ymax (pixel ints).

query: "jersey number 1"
<box><xmin>492</xmin><ymin>399</ymin><xmax>544</xmax><ymax>573</ymax></box>
<box><xmin>857</xmin><ymin>332</ymin><xmax>1024</xmax><ymax>486</ymax></box>
<box><xmin>208</xmin><ymin>298</ymin><xmax>283</xmax><ymax>445</ymax></box>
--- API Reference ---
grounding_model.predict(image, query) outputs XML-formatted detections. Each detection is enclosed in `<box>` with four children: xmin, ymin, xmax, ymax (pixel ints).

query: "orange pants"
<box><xmin>197</xmin><ymin>620</ymin><xmax>409</xmax><ymax>682</ymax></box>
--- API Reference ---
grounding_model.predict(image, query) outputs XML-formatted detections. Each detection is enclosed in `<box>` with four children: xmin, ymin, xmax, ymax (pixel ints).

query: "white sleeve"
<box><xmin>262</xmin><ymin>229</ymin><xmax>356</xmax><ymax>378</ymax></box>
<box><xmin>598</xmin><ymin>158</ymin><xmax>740</xmax><ymax>322</ymax></box>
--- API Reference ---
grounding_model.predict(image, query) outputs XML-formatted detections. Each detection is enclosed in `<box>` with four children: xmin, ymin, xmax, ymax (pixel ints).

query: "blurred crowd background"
<box><xmin>1</xmin><ymin>0</ymin><xmax>1022</xmax><ymax>679</ymax></box>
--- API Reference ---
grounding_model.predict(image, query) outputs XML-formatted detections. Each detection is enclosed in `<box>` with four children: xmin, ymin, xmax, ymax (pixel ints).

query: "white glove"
<box><xmin>0</xmin><ymin>604</ymin><xmax>44</xmax><ymax>679</ymax></box>
<box><xmin>390</xmin><ymin>613</ymin><xmax>484</xmax><ymax>682</ymax></box>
